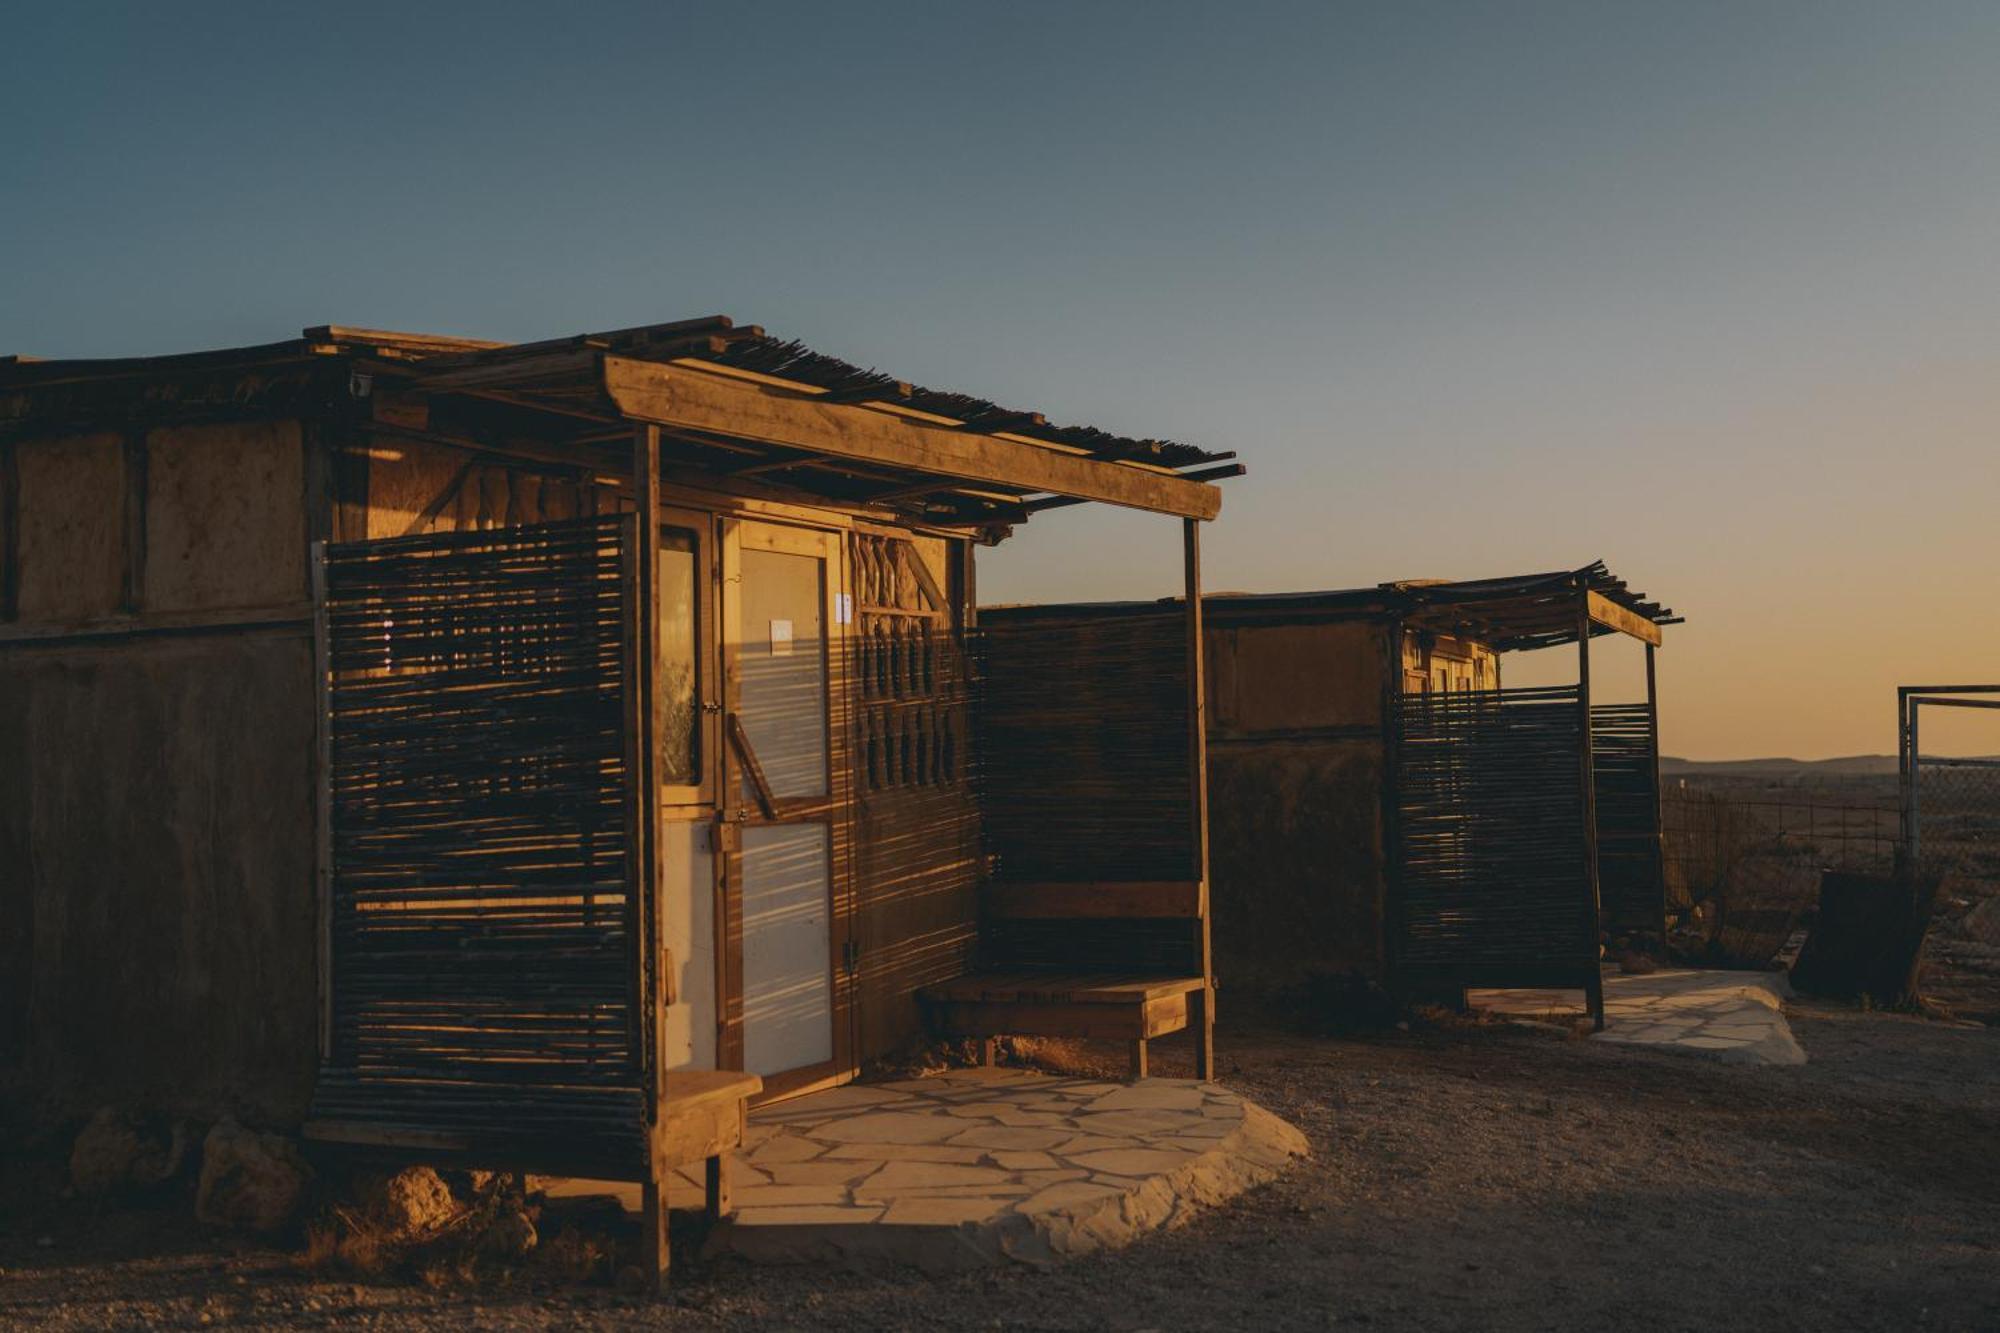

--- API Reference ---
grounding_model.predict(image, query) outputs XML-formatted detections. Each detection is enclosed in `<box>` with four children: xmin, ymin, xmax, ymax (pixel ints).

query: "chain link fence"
<box><xmin>1910</xmin><ymin>754</ymin><xmax>2000</xmax><ymax>1014</ymax></box>
<box><xmin>1656</xmin><ymin>698</ymin><xmax>2000</xmax><ymax>1020</ymax></box>
<box><xmin>1661</xmin><ymin>781</ymin><xmax>1897</xmax><ymax>969</ymax></box>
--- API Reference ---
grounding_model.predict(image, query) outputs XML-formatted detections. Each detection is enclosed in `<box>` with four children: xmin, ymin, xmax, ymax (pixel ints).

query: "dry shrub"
<box><xmin>859</xmin><ymin>1035</ymin><xmax>981</xmax><ymax>1081</ymax></box>
<box><xmin>295</xmin><ymin>1171</ymin><xmax>573</xmax><ymax>1289</ymax></box>
<box><xmin>297</xmin><ymin>1222</ymin><xmax>340</xmax><ymax>1275</ymax></box>
<box><xmin>1409</xmin><ymin>1002</ymin><xmax>1497</xmax><ymax>1031</ymax></box>
<box><xmin>1009</xmin><ymin>1036</ymin><xmax>1124</xmax><ymax>1078</ymax></box>
<box><xmin>294</xmin><ymin>1206</ymin><xmax>395</xmax><ymax>1279</ymax></box>
<box><xmin>535</xmin><ymin>1225</ymin><xmax>612</xmax><ymax>1284</ymax></box>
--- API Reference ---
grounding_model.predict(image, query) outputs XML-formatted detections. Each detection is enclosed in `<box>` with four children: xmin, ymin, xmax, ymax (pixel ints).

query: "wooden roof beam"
<box><xmin>1585</xmin><ymin>590</ymin><xmax>1664</xmax><ymax>646</ymax></box>
<box><xmin>602</xmin><ymin>356</ymin><xmax>1223</xmax><ymax>521</ymax></box>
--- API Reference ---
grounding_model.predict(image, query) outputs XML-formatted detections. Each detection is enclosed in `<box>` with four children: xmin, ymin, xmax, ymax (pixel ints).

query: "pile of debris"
<box><xmin>63</xmin><ymin>1108</ymin><xmax>612</xmax><ymax>1286</ymax></box>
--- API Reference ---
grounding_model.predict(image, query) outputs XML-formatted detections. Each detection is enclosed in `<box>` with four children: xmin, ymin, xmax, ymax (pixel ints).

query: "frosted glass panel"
<box><xmin>740</xmin><ymin>823</ymin><xmax>833</xmax><ymax>1075</ymax></box>
<box><xmin>737</xmin><ymin>548</ymin><xmax>826</xmax><ymax>800</ymax></box>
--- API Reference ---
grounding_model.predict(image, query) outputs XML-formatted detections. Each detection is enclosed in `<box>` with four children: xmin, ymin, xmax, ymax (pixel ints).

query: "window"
<box><xmin>657</xmin><ymin>527</ymin><xmax>701</xmax><ymax>787</ymax></box>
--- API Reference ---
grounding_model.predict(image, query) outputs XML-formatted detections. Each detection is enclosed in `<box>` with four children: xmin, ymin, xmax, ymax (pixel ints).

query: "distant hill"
<box><xmin>1660</xmin><ymin>755</ymin><xmax>1900</xmax><ymax>777</ymax></box>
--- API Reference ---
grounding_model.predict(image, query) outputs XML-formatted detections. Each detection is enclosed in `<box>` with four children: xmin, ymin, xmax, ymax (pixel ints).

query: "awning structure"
<box><xmin>1385</xmin><ymin>563</ymin><xmax>1679</xmax><ymax>651</ymax></box>
<box><xmin>984</xmin><ymin>561</ymin><xmax>1678</xmax><ymax>649</ymax></box>
<box><xmin>1</xmin><ymin>317</ymin><xmax>1239</xmax><ymax>529</ymax></box>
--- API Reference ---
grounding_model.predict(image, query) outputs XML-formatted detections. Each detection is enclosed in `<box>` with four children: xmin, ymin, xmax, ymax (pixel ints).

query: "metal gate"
<box><xmin>1390</xmin><ymin>684</ymin><xmax>1602</xmax><ymax>1008</ymax></box>
<box><xmin>307</xmin><ymin>516</ymin><xmax>649</xmax><ymax>1174</ymax></box>
<box><xmin>1902</xmin><ymin>687</ymin><xmax>2000</xmax><ymax>876</ymax></box>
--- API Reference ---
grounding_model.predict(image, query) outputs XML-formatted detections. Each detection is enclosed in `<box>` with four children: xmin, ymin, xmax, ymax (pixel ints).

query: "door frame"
<box><xmin>717</xmin><ymin>516</ymin><xmax>856</xmax><ymax>1102</ymax></box>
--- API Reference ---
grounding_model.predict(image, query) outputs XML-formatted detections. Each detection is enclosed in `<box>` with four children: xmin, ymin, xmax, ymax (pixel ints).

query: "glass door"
<box><xmin>719</xmin><ymin>519</ymin><xmax>851</xmax><ymax>1095</ymax></box>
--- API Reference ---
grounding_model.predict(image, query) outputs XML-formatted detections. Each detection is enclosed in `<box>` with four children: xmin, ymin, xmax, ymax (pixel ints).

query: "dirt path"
<box><xmin>3</xmin><ymin>1001</ymin><xmax>1996</xmax><ymax>1331</ymax></box>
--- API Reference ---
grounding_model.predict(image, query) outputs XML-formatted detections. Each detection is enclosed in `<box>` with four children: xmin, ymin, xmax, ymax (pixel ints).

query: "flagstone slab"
<box><xmin>655</xmin><ymin>1067</ymin><xmax>1309</xmax><ymax>1271</ymax></box>
<box><xmin>814</xmin><ymin>1111</ymin><xmax>969</xmax><ymax>1144</ymax></box>
<box><xmin>946</xmin><ymin>1124</ymin><xmax>1074</xmax><ymax>1151</ymax></box>
<box><xmin>1470</xmin><ymin>968</ymin><xmax>1807</xmax><ymax>1066</ymax></box>
<box><xmin>1087</xmin><ymin>1083</ymin><xmax>1209</xmax><ymax>1112</ymax></box>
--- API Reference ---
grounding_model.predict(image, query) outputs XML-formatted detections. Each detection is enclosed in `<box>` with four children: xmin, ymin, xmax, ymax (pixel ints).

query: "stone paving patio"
<box><xmin>550</xmin><ymin>1067</ymin><xmax>1308</xmax><ymax>1271</ymax></box>
<box><xmin>1470</xmin><ymin>967</ymin><xmax>1807</xmax><ymax>1066</ymax></box>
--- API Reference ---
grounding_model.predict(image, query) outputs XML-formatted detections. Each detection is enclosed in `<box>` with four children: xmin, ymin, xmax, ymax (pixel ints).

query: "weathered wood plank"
<box><xmin>982</xmin><ymin>881</ymin><xmax>1204</xmax><ymax>920</ymax></box>
<box><xmin>1585</xmin><ymin>590</ymin><xmax>1663</xmax><ymax>646</ymax></box>
<box><xmin>603</xmin><ymin>357</ymin><xmax>1223</xmax><ymax>520</ymax></box>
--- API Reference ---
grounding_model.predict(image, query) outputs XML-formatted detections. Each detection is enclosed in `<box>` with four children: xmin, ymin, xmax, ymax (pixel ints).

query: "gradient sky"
<box><xmin>5</xmin><ymin>2</ymin><xmax>1998</xmax><ymax>759</ymax></box>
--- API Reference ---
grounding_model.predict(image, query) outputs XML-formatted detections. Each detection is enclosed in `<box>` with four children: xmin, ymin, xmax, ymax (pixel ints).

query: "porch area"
<box><xmin>549</xmin><ymin>1066</ymin><xmax>1307</xmax><ymax>1271</ymax></box>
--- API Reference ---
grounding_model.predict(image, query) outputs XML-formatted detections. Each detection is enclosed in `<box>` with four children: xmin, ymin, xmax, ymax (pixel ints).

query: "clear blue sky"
<box><xmin>6</xmin><ymin>2</ymin><xmax>1999</xmax><ymax>758</ymax></box>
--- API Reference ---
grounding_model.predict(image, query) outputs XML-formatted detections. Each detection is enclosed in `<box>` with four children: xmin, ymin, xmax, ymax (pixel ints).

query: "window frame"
<box><xmin>657</xmin><ymin>507</ymin><xmax>718</xmax><ymax>808</ymax></box>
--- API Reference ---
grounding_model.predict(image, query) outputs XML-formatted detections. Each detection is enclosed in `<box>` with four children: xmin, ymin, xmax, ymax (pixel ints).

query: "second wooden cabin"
<box><xmin>983</xmin><ymin>566</ymin><xmax>1679</xmax><ymax>1027</ymax></box>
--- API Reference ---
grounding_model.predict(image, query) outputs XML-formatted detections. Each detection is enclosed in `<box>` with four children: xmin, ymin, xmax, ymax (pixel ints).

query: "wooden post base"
<box><xmin>705</xmin><ymin>1153</ymin><xmax>730</xmax><ymax>1220</ymax></box>
<box><xmin>1190</xmin><ymin>985</ymin><xmax>1214</xmax><ymax>1080</ymax></box>
<box><xmin>640</xmin><ymin>1176</ymin><xmax>669</xmax><ymax>1293</ymax></box>
<box><xmin>1127</xmin><ymin>1038</ymin><xmax>1149</xmax><ymax>1081</ymax></box>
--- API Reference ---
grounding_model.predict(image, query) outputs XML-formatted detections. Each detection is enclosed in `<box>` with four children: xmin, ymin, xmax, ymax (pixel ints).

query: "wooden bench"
<box><xmin>921</xmin><ymin>971</ymin><xmax>1207</xmax><ymax>1079</ymax></box>
<box><xmin>919</xmin><ymin>880</ymin><xmax>1213</xmax><ymax>1081</ymax></box>
<box><xmin>640</xmin><ymin>1069</ymin><xmax>763</xmax><ymax>1289</ymax></box>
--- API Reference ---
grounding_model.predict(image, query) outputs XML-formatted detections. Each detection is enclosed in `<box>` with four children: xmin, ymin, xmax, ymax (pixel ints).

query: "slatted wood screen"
<box><xmin>1392</xmin><ymin>684</ymin><xmax>1598</xmax><ymax>987</ymax></box>
<box><xmin>310</xmin><ymin>516</ymin><xmax>646</xmax><ymax>1174</ymax></box>
<box><xmin>1591</xmin><ymin>702</ymin><xmax>1665</xmax><ymax>938</ymax></box>
<box><xmin>852</xmin><ymin>534</ymin><xmax>966</xmax><ymax>792</ymax></box>
<box><xmin>972</xmin><ymin>610</ymin><xmax>1200</xmax><ymax>974</ymax></box>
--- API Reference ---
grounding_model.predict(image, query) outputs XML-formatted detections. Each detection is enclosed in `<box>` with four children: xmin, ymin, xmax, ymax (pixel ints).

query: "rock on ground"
<box><xmin>195</xmin><ymin>1118</ymin><xmax>312</xmax><ymax>1235</ymax></box>
<box><xmin>69</xmin><ymin>1108</ymin><xmax>191</xmax><ymax>1196</ymax></box>
<box><xmin>349</xmin><ymin>1167</ymin><xmax>461</xmax><ymax>1236</ymax></box>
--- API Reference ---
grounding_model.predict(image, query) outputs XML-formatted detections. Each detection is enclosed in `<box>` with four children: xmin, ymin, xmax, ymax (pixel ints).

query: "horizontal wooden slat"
<box><xmin>924</xmin><ymin>993</ymin><xmax>1191</xmax><ymax>1041</ymax></box>
<box><xmin>983</xmin><ymin>881</ymin><xmax>1203</xmax><ymax>920</ymax></box>
<box><xmin>311</xmin><ymin>516</ymin><xmax>645</xmax><ymax>1159</ymax></box>
<box><xmin>664</xmin><ymin>1070</ymin><xmax>764</xmax><ymax>1109</ymax></box>
<box><xmin>919</xmin><ymin>971</ymin><xmax>1205</xmax><ymax>1005</ymax></box>
<box><xmin>1394</xmin><ymin>684</ymin><xmax>1597</xmax><ymax>972</ymax></box>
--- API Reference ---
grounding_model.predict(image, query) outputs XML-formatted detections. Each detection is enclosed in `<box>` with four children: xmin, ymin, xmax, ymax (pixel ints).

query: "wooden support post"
<box><xmin>1183</xmin><ymin>518</ymin><xmax>1216</xmax><ymax>1079</ymax></box>
<box><xmin>979</xmin><ymin>1037</ymin><xmax>997</xmax><ymax>1067</ymax></box>
<box><xmin>705</xmin><ymin>1154</ymin><xmax>731</xmax><ymax>1221</ymax></box>
<box><xmin>1380</xmin><ymin>618</ymin><xmax>1407</xmax><ymax>1016</ymax></box>
<box><xmin>634</xmin><ymin>424</ymin><xmax>669</xmax><ymax>1288</ymax></box>
<box><xmin>1127</xmin><ymin>1038</ymin><xmax>1149</xmax><ymax>1082</ymax></box>
<box><xmin>640</xmin><ymin>1176</ymin><xmax>669</xmax><ymax>1292</ymax></box>
<box><xmin>1645</xmin><ymin>641</ymin><xmax>1666</xmax><ymax>943</ymax></box>
<box><xmin>311</xmin><ymin>543</ymin><xmax>333</xmax><ymax>1062</ymax></box>
<box><xmin>1578</xmin><ymin>590</ymin><xmax>1605</xmax><ymax>1032</ymax></box>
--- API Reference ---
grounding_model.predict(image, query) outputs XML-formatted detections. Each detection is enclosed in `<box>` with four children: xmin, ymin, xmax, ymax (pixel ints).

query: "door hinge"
<box><xmin>842</xmin><ymin>938</ymin><xmax>860</xmax><ymax>974</ymax></box>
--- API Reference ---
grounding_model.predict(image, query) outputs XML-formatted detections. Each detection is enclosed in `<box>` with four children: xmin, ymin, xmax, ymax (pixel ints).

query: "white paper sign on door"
<box><xmin>769</xmin><ymin>618</ymin><xmax>793</xmax><ymax>655</ymax></box>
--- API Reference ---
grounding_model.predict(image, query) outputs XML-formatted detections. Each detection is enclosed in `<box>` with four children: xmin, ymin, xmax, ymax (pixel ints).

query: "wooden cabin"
<box><xmin>982</xmin><ymin>566</ymin><xmax>1678</xmax><ymax>1027</ymax></box>
<box><xmin>0</xmin><ymin>319</ymin><xmax>1238</xmax><ymax>1279</ymax></box>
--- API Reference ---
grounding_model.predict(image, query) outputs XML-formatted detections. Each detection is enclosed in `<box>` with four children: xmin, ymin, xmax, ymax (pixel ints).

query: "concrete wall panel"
<box><xmin>144</xmin><ymin>420</ymin><xmax>306</xmax><ymax>612</ymax></box>
<box><xmin>0</xmin><ymin>632</ymin><xmax>316</xmax><ymax>1122</ymax></box>
<box><xmin>14</xmin><ymin>431</ymin><xmax>126</xmax><ymax>621</ymax></box>
<box><xmin>1208</xmin><ymin>738</ymin><xmax>1387</xmax><ymax>990</ymax></box>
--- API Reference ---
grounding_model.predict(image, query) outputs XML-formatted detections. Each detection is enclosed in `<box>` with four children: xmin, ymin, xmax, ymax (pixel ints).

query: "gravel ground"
<box><xmin>3</xmin><ymin>999</ymin><xmax>1995</xmax><ymax>1331</ymax></box>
